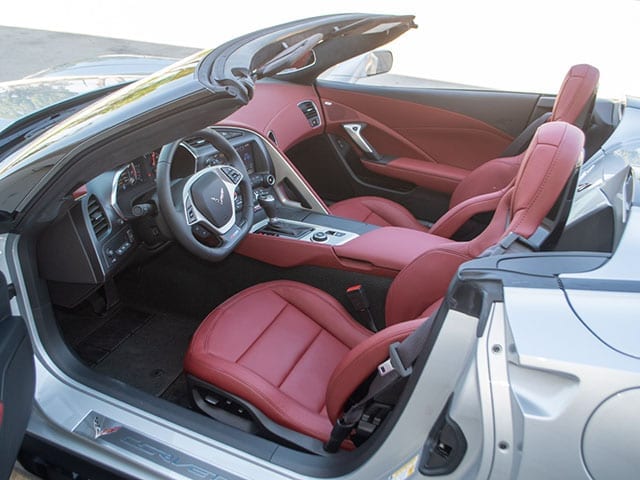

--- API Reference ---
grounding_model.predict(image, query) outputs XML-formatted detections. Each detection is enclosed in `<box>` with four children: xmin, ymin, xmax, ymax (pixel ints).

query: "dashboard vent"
<box><xmin>298</xmin><ymin>101</ymin><xmax>321</xmax><ymax>128</ymax></box>
<box><xmin>87</xmin><ymin>195</ymin><xmax>109</xmax><ymax>239</ymax></box>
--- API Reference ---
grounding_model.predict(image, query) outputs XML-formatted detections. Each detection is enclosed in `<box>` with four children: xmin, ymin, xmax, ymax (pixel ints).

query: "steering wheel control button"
<box><xmin>312</xmin><ymin>231</ymin><xmax>328</xmax><ymax>242</ymax></box>
<box><xmin>192</xmin><ymin>224</ymin><xmax>220</xmax><ymax>247</ymax></box>
<box><xmin>222</xmin><ymin>166</ymin><xmax>242</xmax><ymax>184</ymax></box>
<box><xmin>185</xmin><ymin>200</ymin><xmax>197</xmax><ymax>224</ymax></box>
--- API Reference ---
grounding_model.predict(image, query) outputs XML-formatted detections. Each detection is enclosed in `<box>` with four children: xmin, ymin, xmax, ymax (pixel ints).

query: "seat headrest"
<box><xmin>551</xmin><ymin>64</ymin><xmax>600</xmax><ymax>129</ymax></box>
<box><xmin>509</xmin><ymin>121</ymin><xmax>585</xmax><ymax>239</ymax></box>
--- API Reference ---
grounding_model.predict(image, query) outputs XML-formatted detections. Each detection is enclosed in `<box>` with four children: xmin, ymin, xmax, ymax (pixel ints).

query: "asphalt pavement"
<box><xmin>0</xmin><ymin>26</ymin><xmax>198</xmax><ymax>82</ymax></box>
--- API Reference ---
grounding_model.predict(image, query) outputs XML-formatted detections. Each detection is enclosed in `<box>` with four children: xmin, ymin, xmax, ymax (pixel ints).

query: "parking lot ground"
<box><xmin>0</xmin><ymin>26</ymin><xmax>198</xmax><ymax>82</ymax></box>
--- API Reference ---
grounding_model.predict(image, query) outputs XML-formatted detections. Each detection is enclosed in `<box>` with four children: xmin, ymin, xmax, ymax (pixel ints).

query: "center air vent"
<box><xmin>298</xmin><ymin>101</ymin><xmax>321</xmax><ymax>128</ymax></box>
<box><xmin>87</xmin><ymin>195</ymin><xmax>109</xmax><ymax>239</ymax></box>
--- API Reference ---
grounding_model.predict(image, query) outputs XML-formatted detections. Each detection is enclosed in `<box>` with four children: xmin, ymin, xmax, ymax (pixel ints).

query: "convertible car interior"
<box><xmin>27</xmin><ymin>36</ymin><xmax>620</xmax><ymax>465</ymax></box>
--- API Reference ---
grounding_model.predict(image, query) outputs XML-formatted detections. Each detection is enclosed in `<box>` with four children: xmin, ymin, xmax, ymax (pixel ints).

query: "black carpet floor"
<box><xmin>57</xmin><ymin>304</ymin><xmax>200</xmax><ymax>400</ymax></box>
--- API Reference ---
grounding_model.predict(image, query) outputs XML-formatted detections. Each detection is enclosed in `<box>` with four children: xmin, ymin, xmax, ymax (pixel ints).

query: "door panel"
<box><xmin>316</xmin><ymin>82</ymin><xmax>554</xmax><ymax>204</ymax></box>
<box><xmin>0</xmin><ymin>272</ymin><xmax>34</xmax><ymax>480</ymax></box>
<box><xmin>319</xmin><ymin>85</ymin><xmax>517</xmax><ymax>170</ymax></box>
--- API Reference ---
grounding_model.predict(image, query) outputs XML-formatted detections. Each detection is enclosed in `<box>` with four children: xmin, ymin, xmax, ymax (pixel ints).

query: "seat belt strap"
<box><xmin>500</xmin><ymin>112</ymin><xmax>552</xmax><ymax>157</ymax></box>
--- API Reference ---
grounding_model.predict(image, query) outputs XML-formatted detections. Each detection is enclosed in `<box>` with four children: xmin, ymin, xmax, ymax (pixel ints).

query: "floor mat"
<box><xmin>57</xmin><ymin>304</ymin><xmax>201</xmax><ymax>398</ymax></box>
<box><xmin>160</xmin><ymin>373</ymin><xmax>193</xmax><ymax>409</ymax></box>
<box><xmin>93</xmin><ymin>310</ymin><xmax>201</xmax><ymax>396</ymax></box>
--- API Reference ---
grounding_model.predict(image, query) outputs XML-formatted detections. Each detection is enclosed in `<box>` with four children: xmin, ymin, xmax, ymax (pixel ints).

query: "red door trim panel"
<box><xmin>318</xmin><ymin>86</ymin><xmax>514</xmax><ymax>170</ymax></box>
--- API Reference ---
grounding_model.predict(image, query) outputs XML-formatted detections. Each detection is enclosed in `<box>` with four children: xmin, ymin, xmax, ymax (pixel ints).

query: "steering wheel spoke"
<box><xmin>219</xmin><ymin>224</ymin><xmax>244</xmax><ymax>245</ymax></box>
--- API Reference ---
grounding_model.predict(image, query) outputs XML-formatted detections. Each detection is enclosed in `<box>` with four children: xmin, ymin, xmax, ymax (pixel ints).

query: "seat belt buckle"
<box><xmin>377</xmin><ymin>341</ymin><xmax>413</xmax><ymax>378</ymax></box>
<box><xmin>346</xmin><ymin>285</ymin><xmax>378</xmax><ymax>332</ymax></box>
<box><xmin>324</xmin><ymin>407</ymin><xmax>363</xmax><ymax>453</ymax></box>
<box><xmin>346</xmin><ymin>284</ymin><xmax>370</xmax><ymax>311</ymax></box>
<box><xmin>481</xmin><ymin>231</ymin><xmax>538</xmax><ymax>257</ymax></box>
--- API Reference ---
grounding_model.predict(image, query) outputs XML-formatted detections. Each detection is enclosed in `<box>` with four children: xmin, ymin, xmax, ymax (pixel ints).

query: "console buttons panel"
<box><xmin>311</xmin><ymin>231</ymin><xmax>328</xmax><ymax>242</ymax></box>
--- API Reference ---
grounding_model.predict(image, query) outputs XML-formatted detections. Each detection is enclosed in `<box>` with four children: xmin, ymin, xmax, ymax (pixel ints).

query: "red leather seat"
<box><xmin>330</xmin><ymin>64</ymin><xmax>599</xmax><ymax>237</ymax></box>
<box><xmin>185</xmin><ymin>122</ymin><xmax>585</xmax><ymax>446</ymax></box>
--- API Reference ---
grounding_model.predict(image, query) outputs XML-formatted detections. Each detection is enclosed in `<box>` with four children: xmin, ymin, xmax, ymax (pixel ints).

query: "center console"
<box><xmin>239</xmin><ymin>193</ymin><xmax>451</xmax><ymax>277</ymax></box>
<box><xmin>251</xmin><ymin>193</ymin><xmax>361</xmax><ymax>246</ymax></box>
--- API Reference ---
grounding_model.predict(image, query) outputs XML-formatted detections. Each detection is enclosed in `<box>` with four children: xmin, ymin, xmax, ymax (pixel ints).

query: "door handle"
<box><xmin>342</xmin><ymin>123</ymin><xmax>383</xmax><ymax>162</ymax></box>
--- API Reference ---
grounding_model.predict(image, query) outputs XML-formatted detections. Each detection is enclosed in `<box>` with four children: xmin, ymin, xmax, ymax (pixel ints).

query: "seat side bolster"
<box><xmin>325</xmin><ymin>318</ymin><xmax>425</xmax><ymax>424</ymax></box>
<box><xmin>385</xmin><ymin>246</ymin><xmax>472</xmax><ymax>327</ymax></box>
<box><xmin>428</xmin><ymin>187</ymin><xmax>507</xmax><ymax>238</ymax></box>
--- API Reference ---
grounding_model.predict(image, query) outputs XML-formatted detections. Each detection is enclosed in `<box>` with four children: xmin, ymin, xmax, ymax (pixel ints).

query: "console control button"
<box><xmin>312</xmin><ymin>231</ymin><xmax>328</xmax><ymax>242</ymax></box>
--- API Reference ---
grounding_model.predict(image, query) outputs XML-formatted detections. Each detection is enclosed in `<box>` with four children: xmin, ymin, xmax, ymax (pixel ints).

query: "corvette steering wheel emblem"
<box><xmin>211</xmin><ymin>187</ymin><xmax>225</xmax><ymax>206</ymax></box>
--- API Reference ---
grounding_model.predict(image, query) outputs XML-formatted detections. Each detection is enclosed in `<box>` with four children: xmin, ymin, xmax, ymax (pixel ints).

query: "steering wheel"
<box><xmin>156</xmin><ymin>128</ymin><xmax>254</xmax><ymax>262</ymax></box>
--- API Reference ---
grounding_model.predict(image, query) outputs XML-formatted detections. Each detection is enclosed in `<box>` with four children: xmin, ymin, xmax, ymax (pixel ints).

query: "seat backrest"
<box><xmin>550</xmin><ymin>64</ymin><xmax>600</xmax><ymax>130</ymax></box>
<box><xmin>385</xmin><ymin>121</ymin><xmax>585</xmax><ymax>326</ymax></box>
<box><xmin>448</xmin><ymin>64</ymin><xmax>598</xmax><ymax>210</ymax></box>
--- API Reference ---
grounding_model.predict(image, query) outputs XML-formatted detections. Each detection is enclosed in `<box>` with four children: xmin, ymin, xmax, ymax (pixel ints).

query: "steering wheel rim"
<box><xmin>156</xmin><ymin>128</ymin><xmax>254</xmax><ymax>262</ymax></box>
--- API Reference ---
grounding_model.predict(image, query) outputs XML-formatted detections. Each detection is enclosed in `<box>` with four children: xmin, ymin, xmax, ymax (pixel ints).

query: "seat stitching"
<box><xmin>363</xmin><ymin>209</ymin><xmax>379</xmax><ymax>225</ymax></box>
<box><xmin>236</xmin><ymin>301</ymin><xmax>289</xmax><ymax>364</ymax></box>
<box><xmin>510</xmin><ymin>127</ymin><xmax>569</xmax><ymax>233</ymax></box>
<box><xmin>270</xmin><ymin>285</ymin><xmax>371</xmax><ymax>342</ymax></box>
<box><xmin>277</xmin><ymin>326</ymin><xmax>324</xmax><ymax>388</ymax></box>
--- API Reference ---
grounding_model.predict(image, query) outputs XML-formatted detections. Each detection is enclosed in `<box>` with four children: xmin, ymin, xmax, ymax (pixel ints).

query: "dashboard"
<box><xmin>38</xmin><ymin>128</ymin><xmax>277</xmax><ymax>292</ymax></box>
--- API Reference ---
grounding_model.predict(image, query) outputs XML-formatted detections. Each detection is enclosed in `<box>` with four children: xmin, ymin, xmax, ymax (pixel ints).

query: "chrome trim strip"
<box><xmin>296</xmin><ymin>99</ymin><xmax>322</xmax><ymax>128</ymax></box>
<box><xmin>110</xmin><ymin>165</ymin><xmax>128</xmax><ymax>220</ymax></box>
<box><xmin>75</xmin><ymin>412</ymin><xmax>245</xmax><ymax>480</ymax></box>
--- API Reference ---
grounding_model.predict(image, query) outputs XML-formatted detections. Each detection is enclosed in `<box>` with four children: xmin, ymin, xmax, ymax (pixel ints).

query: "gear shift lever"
<box><xmin>258</xmin><ymin>193</ymin><xmax>278</xmax><ymax>224</ymax></box>
<box><xmin>257</xmin><ymin>193</ymin><xmax>311</xmax><ymax>238</ymax></box>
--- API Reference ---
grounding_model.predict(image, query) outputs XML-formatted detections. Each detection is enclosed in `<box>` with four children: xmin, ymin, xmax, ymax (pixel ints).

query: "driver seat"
<box><xmin>184</xmin><ymin>121</ymin><xmax>585</xmax><ymax>447</ymax></box>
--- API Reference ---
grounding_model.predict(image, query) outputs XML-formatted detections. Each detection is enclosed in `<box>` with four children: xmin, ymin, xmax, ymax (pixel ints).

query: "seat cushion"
<box><xmin>184</xmin><ymin>280</ymin><xmax>372</xmax><ymax>443</ymax></box>
<box><xmin>330</xmin><ymin>196</ymin><xmax>428</xmax><ymax>231</ymax></box>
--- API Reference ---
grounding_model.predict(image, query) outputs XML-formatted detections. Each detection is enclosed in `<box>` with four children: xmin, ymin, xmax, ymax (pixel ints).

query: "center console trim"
<box><xmin>251</xmin><ymin>218</ymin><xmax>358</xmax><ymax>246</ymax></box>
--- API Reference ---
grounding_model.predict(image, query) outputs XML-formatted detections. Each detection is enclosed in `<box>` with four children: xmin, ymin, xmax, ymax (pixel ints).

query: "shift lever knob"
<box><xmin>258</xmin><ymin>193</ymin><xmax>278</xmax><ymax>221</ymax></box>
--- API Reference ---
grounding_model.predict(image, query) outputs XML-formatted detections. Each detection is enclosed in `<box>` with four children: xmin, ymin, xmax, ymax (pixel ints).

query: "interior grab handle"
<box><xmin>343</xmin><ymin>123</ymin><xmax>383</xmax><ymax>162</ymax></box>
